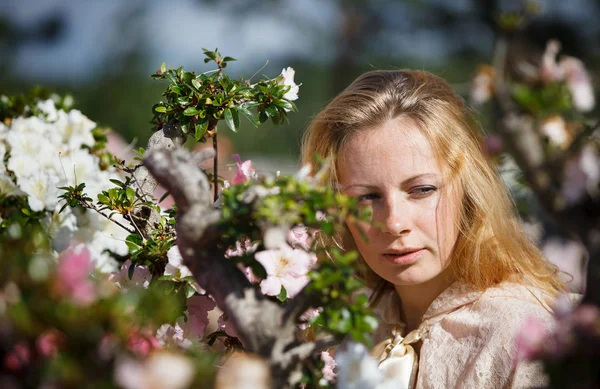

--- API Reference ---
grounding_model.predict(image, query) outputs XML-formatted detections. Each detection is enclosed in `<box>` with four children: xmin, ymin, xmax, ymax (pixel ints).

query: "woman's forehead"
<box><xmin>337</xmin><ymin>117</ymin><xmax>442</xmax><ymax>185</ymax></box>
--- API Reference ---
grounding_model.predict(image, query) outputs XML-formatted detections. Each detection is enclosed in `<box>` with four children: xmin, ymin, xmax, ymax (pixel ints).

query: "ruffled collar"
<box><xmin>375</xmin><ymin>281</ymin><xmax>484</xmax><ymax>326</ymax></box>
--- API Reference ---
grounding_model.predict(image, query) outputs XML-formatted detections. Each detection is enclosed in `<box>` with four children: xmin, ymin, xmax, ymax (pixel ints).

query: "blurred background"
<box><xmin>1</xmin><ymin>0</ymin><xmax>598</xmax><ymax>289</ymax></box>
<box><xmin>2</xmin><ymin>0</ymin><xmax>600</xmax><ymax>167</ymax></box>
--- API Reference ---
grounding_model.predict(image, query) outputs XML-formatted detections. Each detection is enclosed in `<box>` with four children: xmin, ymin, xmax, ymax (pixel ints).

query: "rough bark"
<box><xmin>144</xmin><ymin>146</ymin><xmax>337</xmax><ymax>388</ymax></box>
<box><xmin>130</xmin><ymin>121</ymin><xmax>187</xmax><ymax>238</ymax></box>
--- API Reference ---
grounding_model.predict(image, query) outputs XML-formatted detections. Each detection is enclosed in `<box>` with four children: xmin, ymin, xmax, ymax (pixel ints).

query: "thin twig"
<box><xmin>248</xmin><ymin>60</ymin><xmax>269</xmax><ymax>83</ymax></box>
<box><xmin>81</xmin><ymin>203</ymin><xmax>136</xmax><ymax>235</ymax></box>
<box><xmin>213</xmin><ymin>133</ymin><xmax>218</xmax><ymax>202</ymax></box>
<box><xmin>127</xmin><ymin>211</ymin><xmax>148</xmax><ymax>242</ymax></box>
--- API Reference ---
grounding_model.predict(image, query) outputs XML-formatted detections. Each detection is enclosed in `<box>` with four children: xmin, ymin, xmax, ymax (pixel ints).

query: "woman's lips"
<box><xmin>382</xmin><ymin>249</ymin><xmax>424</xmax><ymax>265</ymax></box>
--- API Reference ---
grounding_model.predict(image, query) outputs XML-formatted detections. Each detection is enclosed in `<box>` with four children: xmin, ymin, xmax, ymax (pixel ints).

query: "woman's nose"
<box><xmin>379</xmin><ymin>196</ymin><xmax>411</xmax><ymax>236</ymax></box>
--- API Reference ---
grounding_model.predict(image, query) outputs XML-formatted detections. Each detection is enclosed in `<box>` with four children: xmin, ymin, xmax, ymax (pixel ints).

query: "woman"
<box><xmin>302</xmin><ymin>70</ymin><xmax>565</xmax><ymax>388</ymax></box>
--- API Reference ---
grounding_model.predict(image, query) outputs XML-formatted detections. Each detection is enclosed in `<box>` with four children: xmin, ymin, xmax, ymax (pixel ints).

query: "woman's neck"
<box><xmin>394</xmin><ymin>268</ymin><xmax>455</xmax><ymax>333</ymax></box>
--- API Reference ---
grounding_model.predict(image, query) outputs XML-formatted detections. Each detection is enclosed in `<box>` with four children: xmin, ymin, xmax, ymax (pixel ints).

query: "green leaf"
<box><xmin>184</xmin><ymin>106</ymin><xmax>199</xmax><ymax>116</ymax></box>
<box><xmin>128</xmin><ymin>262</ymin><xmax>135</xmax><ymax>280</ymax></box>
<box><xmin>194</xmin><ymin>120</ymin><xmax>209</xmax><ymax>141</ymax></box>
<box><xmin>159</xmin><ymin>191</ymin><xmax>171</xmax><ymax>204</ymax></box>
<box><xmin>126</xmin><ymin>187</ymin><xmax>136</xmax><ymax>204</ymax></box>
<box><xmin>125</xmin><ymin>234</ymin><xmax>143</xmax><ymax>251</ymax></box>
<box><xmin>160</xmin><ymin>62</ymin><xmax>166</xmax><ymax>73</ymax></box>
<box><xmin>276</xmin><ymin>286</ymin><xmax>287</xmax><ymax>302</ymax></box>
<box><xmin>258</xmin><ymin>110</ymin><xmax>268</xmax><ymax>123</ymax></box>
<box><xmin>165</xmin><ymin>70</ymin><xmax>178</xmax><ymax>85</ymax></box>
<box><xmin>239</xmin><ymin>105</ymin><xmax>258</xmax><ymax>127</ymax></box>
<box><xmin>223</xmin><ymin>108</ymin><xmax>237</xmax><ymax>133</ymax></box>
<box><xmin>154</xmin><ymin>105</ymin><xmax>167</xmax><ymax>113</ymax></box>
<box><xmin>109</xmin><ymin>179</ymin><xmax>125</xmax><ymax>188</ymax></box>
<box><xmin>97</xmin><ymin>193</ymin><xmax>109</xmax><ymax>205</ymax></box>
<box><xmin>191</xmin><ymin>78</ymin><xmax>202</xmax><ymax>90</ymax></box>
<box><xmin>265</xmin><ymin>105</ymin><xmax>278</xmax><ymax>118</ymax></box>
<box><xmin>223</xmin><ymin>56</ymin><xmax>236</xmax><ymax>62</ymax></box>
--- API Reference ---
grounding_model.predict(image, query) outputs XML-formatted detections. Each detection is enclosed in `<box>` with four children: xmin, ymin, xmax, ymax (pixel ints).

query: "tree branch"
<box><xmin>144</xmin><ymin>145</ymin><xmax>328</xmax><ymax>388</ymax></box>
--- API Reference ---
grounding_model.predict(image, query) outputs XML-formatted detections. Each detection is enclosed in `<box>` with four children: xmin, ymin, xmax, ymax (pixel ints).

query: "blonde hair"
<box><xmin>302</xmin><ymin>70</ymin><xmax>564</xmax><ymax>302</ymax></box>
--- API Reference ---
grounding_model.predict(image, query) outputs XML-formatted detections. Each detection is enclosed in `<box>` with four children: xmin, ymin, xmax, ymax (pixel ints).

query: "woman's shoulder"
<box><xmin>472</xmin><ymin>281</ymin><xmax>556</xmax><ymax>336</ymax></box>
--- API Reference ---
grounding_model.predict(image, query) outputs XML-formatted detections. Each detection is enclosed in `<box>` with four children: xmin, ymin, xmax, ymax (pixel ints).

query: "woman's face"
<box><xmin>338</xmin><ymin>116</ymin><xmax>461</xmax><ymax>288</ymax></box>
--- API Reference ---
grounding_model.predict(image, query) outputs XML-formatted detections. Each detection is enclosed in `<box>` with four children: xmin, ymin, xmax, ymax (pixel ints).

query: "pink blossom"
<box><xmin>127</xmin><ymin>330</ymin><xmax>160</xmax><ymax>357</ymax></box>
<box><xmin>185</xmin><ymin>294</ymin><xmax>216</xmax><ymax>338</ymax></box>
<box><xmin>321</xmin><ymin>351</ymin><xmax>337</xmax><ymax>383</ymax></box>
<box><xmin>108</xmin><ymin>259</ymin><xmax>152</xmax><ymax>290</ymax></box>
<box><xmin>299</xmin><ymin>307</ymin><xmax>323</xmax><ymax>330</ymax></box>
<box><xmin>156</xmin><ymin>321</ymin><xmax>192</xmax><ymax>349</ymax></box>
<box><xmin>4</xmin><ymin>342</ymin><xmax>31</xmax><ymax>371</ymax></box>
<box><xmin>218</xmin><ymin>313</ymin><xmax>239</xmax><ymax>338</ymax></box>
<box><xmin>231</xmin><ymin>154</ymin><xmax>255</xmax><ymax>185</ymax></box>
<box><xmin>55</xmin><ymin>244</ymin><xmax>96</xmax><ymax>305</ymax></box>
<box><xmin>570</xmin><ymin>304</ymin><xmax>600</xmax><ymax>334</ymax></box>
<box><xmin>539</xmin><ymin>40</ymin><xmax>595</xmax><ymax>112</ymax></box>
<box><xmin>515</xmin><ymin>316</ymin><xmax>547</xmax><ymax>362</ymax></box>
<box><xmin>482</xmin><ymin>135</ymin><xmax>503</xmax><ymax>156</ymax></box>
<box><xmin>36</xmin><ymin>329</ymin><xmax>64</xmax><ymax>357</ymax></box>
<box><xmin>540</xmin><ymin>40</ymin><xmax>563</xmax><ymax>81</ymax></box>
<box><xmin>225</xmin><ymin>237</ymin><xmax>258</xmax><ymax>258</ymax></box>
<box><xmin>560</xmin><ymin>56</ymin><xmax>595</xmax><ymax>112</ymax></box>
<box><xmin>98</xmin><ymin>333</ymin><xmax>119</xmax><ymax>360</ymax></box>
<box><xmin>287</xmin><ymin>225</ymin><xmax>314</xmax><ymax>251</ymax></box>
<box><xmin>561</xmin><ymin>144</ymin><xmax>600</xmax><ymax>205</ymax></box>
<box><xmin>254</xmin><ymin>245</ymin><xmax>317</xmax><ymax>298</ymax></box>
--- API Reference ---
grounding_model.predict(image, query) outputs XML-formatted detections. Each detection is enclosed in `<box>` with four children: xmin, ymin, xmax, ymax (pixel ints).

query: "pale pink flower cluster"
<box><xmin>321</xmin><ymin>351</ymin><xmax>337</xmax><ymax>383</ymax></box>
<box><xmin>55</xmin><ymin>244</ymin><xmax>96</xmax><ymax>305</ymax></box>
<box><xmin>126</xmin><ymin>330</ymin><xmax>160</xmax><ymax>357</ymax></box>
<box><xmin>156</xmin><ymin>294</ymin><xmax>216</xmax><ymax>349</ymax></box>
<box><xmin>254</xmin><ymin>244</ymin><xmax>317</xmax><ymax>298</ymax></box>
<box><xmin>515</xmin><ymin>303</ymin><xmax>600</xmax><ymax>362</ymax></box>
<box><xmin>287</xmin><ymin>225</ymin><xmax>314</xmax><ymax>251</ymax></box>
<box><xmin>541</xmin><ymin>40</ymin><xmax>595</xmax><ymax>112</ymax></box>
<box><xmin>109</xmin><ymin>259</ymin><xmax>152</xmax><ymax>290</ymax></box>
<box><xmin>561</xmin><ymin>144</ymin><xmax>600</xmax><ymax>205</ymax></box>
<box><xmin>231</xmin><ymin>154</ymin><xmax>256</xmax><ymax>185</ymax></box>
<box><xmin>298</xmin><ymin>307</ymin><xmax>322</xmax><ymax>330</ymax></box>
<box><xmin>515</xmin><ymin>316</ymin><xmax>548</xmax><ymax>362</ymax></box>
<box><xmin>36</xmin><ymin>329</ymin><xmax>65</xmax><ymax>357</ymax></box>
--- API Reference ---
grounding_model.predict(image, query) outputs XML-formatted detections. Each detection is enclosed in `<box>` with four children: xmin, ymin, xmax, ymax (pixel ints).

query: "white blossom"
<box><xmin>539</xmin><ymin>115</ymin><xmax>570</xmax><ymax>149</ymax></box>
<box><xmin>470</xmin><ymin>65</ymin><xmax>494</xmax><ymax>105</ymax></box>
<box><xmin>37</xmin><ymin>99</ymin><xmax>59</xmax><ymax>122</ymax></box>
<box><xmin>335</xmin><ymin>342</ymin><xmax>381</xmax><ymax>389</ymax></box>
<box><xmin>114</xmin><ymin>352</ymin><xmax>195</xmax><ymax>389</ymax></box>
<box><xmin>0</xmin><ymin>173</ymin><xmax>25</xmax><ymax>198</ymax></box>
<box><xmin>18</xmin><ymin>173</ymin><xmax>61</xmax><ymax>212</ymax></box>
<box><xmin>165</xmin><ymin>246</ymin><xmax>193</xmax><ymax>279</ymax></box>
<box><xmin>277</xmin><ymin>67</ymin><xmax>299</xmax><ymax>112</ymax></box>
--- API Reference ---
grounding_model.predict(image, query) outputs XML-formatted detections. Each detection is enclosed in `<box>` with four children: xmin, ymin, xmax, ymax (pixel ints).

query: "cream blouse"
<box><xmin>373</xmin><ymin>281</ymin><xmax>556</xmax><ymax>389</ymax></box>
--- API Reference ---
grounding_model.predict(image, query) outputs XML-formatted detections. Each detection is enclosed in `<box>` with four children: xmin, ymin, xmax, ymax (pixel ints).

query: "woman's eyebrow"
<box><xmin>338</xmin><ymin>173</ymin><xmax>438</xmax><ymax>191</ymax></box>
<box><xmin>401</xmin><ymin>173</ymin><xmax>438</xmax><ymax>186</ymax></box>
<box><xmin>336</xmin><ymin>183</ymin><xmax>378</xmax><ymax>191</ymax></box>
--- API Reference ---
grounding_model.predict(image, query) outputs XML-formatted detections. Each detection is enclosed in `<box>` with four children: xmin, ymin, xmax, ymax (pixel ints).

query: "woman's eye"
<box><xmin>410</xmin><ymin>186</ymin><xmax>437</xmax><ymax>198</ymax></box>
<box><xmin>357</xmin><ymin>193</ymin><xmax>380</xmax><ymax>202</ymax></box>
